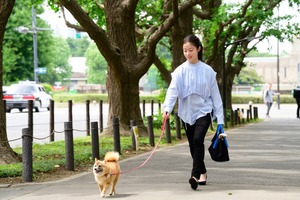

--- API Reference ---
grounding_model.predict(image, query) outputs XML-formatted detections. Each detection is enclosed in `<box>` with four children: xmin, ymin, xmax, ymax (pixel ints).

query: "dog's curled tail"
<box><xmin>104</xmin><ymin>151</ymin><xmax>120</xmax><ymax>162</ymax></box>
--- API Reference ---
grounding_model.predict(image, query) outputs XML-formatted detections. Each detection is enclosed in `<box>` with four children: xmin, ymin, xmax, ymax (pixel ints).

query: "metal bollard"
<box><xmin>254</xmin><ymin>107</ymin><xmax>258</xmax><ymax>119</ymax></box>
<box><xmin>237</xmin><ymin>108</ymin><xmax>241</xmax><ymax>125</ymax></box>
<box><xmin>234</xmin><ymin>110</ymin><xmax>238</xmax><ymax>125</ymax></box>
<box><xmin>113</xmin><ymin>117</ymin><xmax>121</xmax><ymax>154</ymax></box>
<box><xmin>86</xmin><ymin>100</ymin><xmax>90</xmax><ymax>136</ymax></box>
<box><xmin>165</xmin><ymin>118</ymin><xmax>171</xmax><ymax>143</ymax></box>
<box><xmin>247</xmin><ymin>110</ymin><xmax>250</xmax><ymax>122</ymax></box>
<box><xmin>175</xmin><ymin>113</ymin><xmax>181</xmax><ymax>139</ymax></box>
<box><xmin>249</xmin><ymin>104</ymin><xmax>253</xmax><ymax>120</ymax></box>
<box><xmin>241</xmin><ymin>108</ymin><xmax>245</xmax><ymax>124</ymax></box>
<box><xmin>142</xmin><ymin>100</ymin><xmax>146</xmax><ymax>117</ymax></box>
<box><xmin>91</xmin><ymin>121</ymin><xmax>100</xmax><ymax>159</ymax></box>
<box><xmin>64</xmin><ymin>121</ymin><xmax>74</xmax><ymax>171</ymax></box>
<box><xmin>130</xmin><ymin>120</ymin><xmax>137</xmax><ymax>151</ymax></box>
<box><xmin>99</xmin><ymin>100</ymin><xmax>103</xmax><ymax>133</ymax></box>
<box><xmin>68</xmin><ymin>100</ymin><xmax>73</xmax><ymax>122</ymax></box>
<box><xmin>22</xmin><ymin>128</ymin><xmax>32</xmax><ymax>182</ymax></box>
<box><xmin>50</xmin><ymin>99</ymin><xmax>55</xmax><ymax>142</ymax></box>
<box><xmin>147</xmin><ymin>116</ymin><xmax>155</xmax><ymax>146</ymax></box>
<box><xmin>151</xmin><ymin>100</ymin><xmax>154</xmax><ymax>116</ymax></box>
<box><xmin>28</xmin><ymin>100</ymin><xmax>33</xmax><ymax>136</ymax></box>
<box><xmin>230</xmin><ymin>109</ymin><xmax>234</xmax><ymax>127</ymax></box>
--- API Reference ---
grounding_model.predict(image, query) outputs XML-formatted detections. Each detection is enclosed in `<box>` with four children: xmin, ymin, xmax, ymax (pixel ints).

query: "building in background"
<box><xmin>245</xmin><ymin>37</ymin><xmax>300</xmax><ymax>93</ymax></box>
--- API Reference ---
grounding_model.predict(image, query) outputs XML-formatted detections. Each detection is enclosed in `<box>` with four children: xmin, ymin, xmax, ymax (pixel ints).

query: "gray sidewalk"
<box><xmin>1</xmin><ymin>104</ymin><xmax>300</xmax><ymax>200</ymax></box>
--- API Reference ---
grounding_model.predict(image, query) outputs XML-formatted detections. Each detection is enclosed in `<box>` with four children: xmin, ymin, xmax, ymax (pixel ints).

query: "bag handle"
<box><xmin>213</xmin><ymin>125</ymin><xmax>229</xmax><ymax>148</ymax></box>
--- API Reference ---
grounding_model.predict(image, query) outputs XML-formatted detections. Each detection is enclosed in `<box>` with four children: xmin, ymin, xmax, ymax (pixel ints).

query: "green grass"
<box><xmin>0</xmin><ymin>130</ymin><xmax>186</xmax><ymax>179</ymax></box>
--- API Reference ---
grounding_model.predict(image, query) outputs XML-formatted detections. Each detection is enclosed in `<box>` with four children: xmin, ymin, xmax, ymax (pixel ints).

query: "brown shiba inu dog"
<box><xmin>93</xmin><ymin>151</ymin><xmax>121</xmax><ymax>197</ymax></box>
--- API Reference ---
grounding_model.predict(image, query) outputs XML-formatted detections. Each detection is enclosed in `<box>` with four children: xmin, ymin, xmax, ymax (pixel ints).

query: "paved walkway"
<box><xmin>1</xmin><ymin>104</ymin><xmax>300</xmax><ymax>200</ymax></box>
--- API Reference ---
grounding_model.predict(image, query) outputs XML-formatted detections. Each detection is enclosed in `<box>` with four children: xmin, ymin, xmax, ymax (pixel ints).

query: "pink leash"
<box><xmin>114</xmin><ymin>116</ymin><xmax>167</xmax><ymax>175</ymax></box>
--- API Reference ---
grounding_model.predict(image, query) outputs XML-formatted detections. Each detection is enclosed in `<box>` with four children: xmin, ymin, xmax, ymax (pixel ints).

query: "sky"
<box><xmin>225</xmin><ymin>0</ymin><xmax>299</xmax><ymax>54</ymax></box>
<box><xmin>40</xmin><ymin>1</ymin><xmax>299</xmax><ymax>54</ymax></box>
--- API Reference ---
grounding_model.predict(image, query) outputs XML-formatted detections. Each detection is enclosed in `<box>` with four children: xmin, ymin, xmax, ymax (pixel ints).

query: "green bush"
<box><xmin>52</xmin><ymin>93</ymin><xmax>295</xmax><ymax>104</ymax></box>
<box><xmin>232</xmin><ymin>94</ymin><xmax>295</xmax><ymax>104</ymax></box>
<box><xmin>41</xmin><ymin>83</ymin><xmax>52</xmax><ymax>94</ymax></box>
<box><xmin>53</xmin><ymin>93</ymin><xmax>109</xmax><ymax>103</ymax></box>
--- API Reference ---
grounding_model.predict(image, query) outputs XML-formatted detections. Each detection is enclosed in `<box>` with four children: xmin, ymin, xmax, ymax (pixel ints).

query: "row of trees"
<box><xmin>2</xmin><ymin>0</ymin><xmax>71</xmax><ymax>85</ymax></box>
<box><xmin>1</xmin><ymin>0</ymin><xmax>300</xmax><ymax>164</ymax></box>
<box><xmin>2</xmin><ymin>0</ymin><xmax>110</xmax><ymax>86</ymax></box>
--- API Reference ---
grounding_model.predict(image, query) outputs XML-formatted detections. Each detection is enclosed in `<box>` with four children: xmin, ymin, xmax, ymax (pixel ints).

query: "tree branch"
<box><xmin>154</xmin><ymin>56</ymin><xmax>172</xmax><ymax>84</ymax></box>
<box><xmin>60</xmin><ymin>6</ymin><xmax>85</xmax><ymax>32</ymax></box>
<box><xmin>58</xmin><ymin>0</ymin><xmax>122</xmax><ymax>69</ymax></box>
<box><xmin>137</xmin><ymin>0</ymin><xmax>205</xmax><ymax>77</ymax></box>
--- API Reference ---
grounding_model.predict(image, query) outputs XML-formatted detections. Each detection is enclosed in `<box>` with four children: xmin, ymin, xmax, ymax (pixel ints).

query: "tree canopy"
<box><xmin>3</xmin><ymin>0</ymin><xmax>71</xmax><ymax>85</ymax></box>
<box><xmin>85</xmin><ymin>43</ymin><xmax>107</xmax><ymax>84</ymax></box>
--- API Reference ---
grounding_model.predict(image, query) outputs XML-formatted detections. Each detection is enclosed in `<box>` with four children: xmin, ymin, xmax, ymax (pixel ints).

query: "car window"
<box><xmin>38</xmin><ymin>87</ymin><xmax>46</xmax><ymax>93</ymax></box>
<box><xmin>7</xmin><ymin>85</ymin><xmax>36</xmax><ymax>93</ymax></box>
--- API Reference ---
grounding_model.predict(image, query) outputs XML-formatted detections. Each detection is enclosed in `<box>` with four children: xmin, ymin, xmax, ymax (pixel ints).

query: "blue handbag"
<box><xmin>208</xmin><ymin>125</ymin><xmax>230</xmax><ymax>162</ymax></box>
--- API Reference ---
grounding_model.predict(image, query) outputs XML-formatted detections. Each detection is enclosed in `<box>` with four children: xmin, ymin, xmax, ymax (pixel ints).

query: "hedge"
<box><xmin>52</xmin><ymin>93</ymin><xmax>296</xmax><ymax>104</ymax></box>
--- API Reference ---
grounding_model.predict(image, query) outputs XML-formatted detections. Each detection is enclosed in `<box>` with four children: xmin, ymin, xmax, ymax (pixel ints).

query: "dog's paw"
<box><xmin>100</xmin><ymin>193</ymin><xmax>105</xmax><ymax>197</ymax></box>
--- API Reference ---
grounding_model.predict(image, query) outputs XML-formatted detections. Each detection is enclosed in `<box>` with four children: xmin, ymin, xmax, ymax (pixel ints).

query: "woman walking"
<box><xmin>163</xmin><ymin>34</ymin><xmax>224</xmax><ymax>190</ymax></box>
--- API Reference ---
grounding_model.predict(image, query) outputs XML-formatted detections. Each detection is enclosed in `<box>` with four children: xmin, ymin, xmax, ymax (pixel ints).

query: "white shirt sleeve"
<box><xmin>163</xmin><ymin>73</ymin><xmax>178</xmax><ymax>113</ymax></box>
<box><xmin>210</xmin><ymin>77</ymin><xmax>224</xmax><ymax>124</ymax></box>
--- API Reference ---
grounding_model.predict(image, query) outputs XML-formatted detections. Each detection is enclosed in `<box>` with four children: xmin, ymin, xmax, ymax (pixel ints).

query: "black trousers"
<box><xmin>296</xmin><ymin>98</ymin><xmax>300</xmax><ymax>117</ymax></box>
<box><xmin>183</xmin><ymin>114</ymin><xmax>211</xmax><ymax>180</ymax></box>
<box><xmin>266</xmin><ymin>102</ymin><xmax>273</xmax><ymax>116</ymax></box>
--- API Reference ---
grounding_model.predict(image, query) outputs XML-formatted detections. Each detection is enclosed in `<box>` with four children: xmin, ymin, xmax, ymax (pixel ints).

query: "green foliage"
<box><xmin>41</xmin><ymin>83</ymin><xmax>52</xmax><ymax>93</ymax></box>
<box><xmin>52</xmin><ymin>93</ymin><xmax>109</xmax><ymax>103</ymax></box>
<box><xmin>232</xmin><ymin>94</ymin><xmax>295</xmax><ymax>104</ymax></box>
<box><xmin>85</xmin><ymin>43</ymin><xmax>107</xmax><ymax>84</ymax></box>
<box><xmin>247</xmin><ymin>50</ymin><xmax>275</xmax><ymax>57</ymax></box>
<box><xmin>3</xmin><ymin>0</ymin><xmax>71</xmax><ymax>85</ymax></box>
<box><xmin>51</xmin><ymin>93</ymin><xmax>296</xmax><ymax>105</ymax></box>
<box><xmin>234</xmin><ymin>67</ymin><xmax>264</xmax><ymax>85</ymax></box>
<box><xmin>144</xmin><ymin>112</ymin><xmax>176</xmax><ymax>130</ymax></box>
<box><xmin>67</xmin><ymin>37</ymin><xmax>91</xmax><ymax>57</ymax></box>
<box><xmin>144</xmin><ymin>66</ymin><xmax>160</xmax><ymax>92</ymax></box>
<box><xmin>3</xmin><ymin>1</ymin><xmax>37</xmax><ymax>84</ymax></box>
<box><xmin>0</xmin><ymin>163</ymin><xmax>22</xmax><ymax>177</ymax></box>
<box><xmin>38</xmin><ymin>37</ymin><xmax>72</xmax><ymax>84</ymax></box>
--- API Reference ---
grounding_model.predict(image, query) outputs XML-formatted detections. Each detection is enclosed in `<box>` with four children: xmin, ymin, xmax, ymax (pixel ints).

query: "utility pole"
<box><xmin>32</xmin><ymin>7</ymin><xmax>39</xmax><ymax>83</ymax></box>
<box><xmin>276</xmin><ymin>5</ymin><xmax>280</xmax><ymax>110</ymax></box>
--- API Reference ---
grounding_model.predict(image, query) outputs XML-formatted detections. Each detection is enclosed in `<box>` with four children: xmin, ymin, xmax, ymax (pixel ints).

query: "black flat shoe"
<box><xmin>189</xmin><ymin>177</ymin><xmax>198</xmax><ymax>190</ymax></box>
<box><xmin>198</xmin><ymin>174</ymin><xmax>207</xmax><ymax>185</ymax></box>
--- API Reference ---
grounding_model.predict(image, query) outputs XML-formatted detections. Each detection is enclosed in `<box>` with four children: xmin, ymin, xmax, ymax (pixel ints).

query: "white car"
<box><xmin>2</xmin><ymin>86</ymin><xmax>9</xmax><ymax>93</ymax></box>
<box><xmin>3</xmin><ymin>83</ymin><xmax>52</xmax><ymax>112</ymax></box>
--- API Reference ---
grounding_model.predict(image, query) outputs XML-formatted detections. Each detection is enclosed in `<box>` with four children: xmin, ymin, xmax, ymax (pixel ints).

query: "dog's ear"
<box><xmin>95</xmin><ymin>157</ymin><xmax>98</xmax><ymax>162</ymax></box>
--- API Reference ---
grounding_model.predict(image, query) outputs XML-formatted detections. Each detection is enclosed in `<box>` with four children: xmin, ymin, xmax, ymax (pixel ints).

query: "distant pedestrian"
<box><xmin>293</xmin><ymin>86</ymin><xmax>300</xmax><ymax>118</ymax></box>
<box><xmin>163</xmin><ymin>34</ymin><xmax>224</xmax><ymax>190</ymax></box>
<box><xmin>263</xmin><ymin>83</ymin><xmax>280</xmax><ymax>118</ymax></box>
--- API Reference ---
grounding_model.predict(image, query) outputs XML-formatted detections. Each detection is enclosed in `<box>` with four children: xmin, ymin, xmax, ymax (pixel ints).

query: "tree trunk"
<box><xmin>0</xmin><ymin>0</ymin><xmax>21</xmax><ymax>164</ymax></box>
<box><xmin>103</xmin><ymin>0</ymin><xmax>146</xmax><ymax>136</ymax></box>
<box><xmin>58</xmin><ymin>0</ymin><xmax>202</xmax><ymax>136</ymax></box>
<box><xmin>171</xmin><ymin>9</ymin><xmax>193</xmax><ymax>72</ymax></box>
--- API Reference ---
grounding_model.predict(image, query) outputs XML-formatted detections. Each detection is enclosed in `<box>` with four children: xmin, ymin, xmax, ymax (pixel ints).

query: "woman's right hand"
<box><xmin>163</xmin><ymin>111</ymin><xmax>169</xmax><ymax>120</ymax></box>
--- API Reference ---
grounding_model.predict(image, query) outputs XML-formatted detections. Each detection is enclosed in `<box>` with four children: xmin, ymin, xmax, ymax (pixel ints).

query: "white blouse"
<box><xmin>163</xmin><ymin>60</ymin><xmax>224</xmax><ymax>125</ymax></box>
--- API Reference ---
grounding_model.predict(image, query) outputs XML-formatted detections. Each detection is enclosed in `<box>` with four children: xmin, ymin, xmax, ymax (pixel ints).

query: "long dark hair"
<box><xmin>183</xmin><ymin>34</ymin><xmax>203</xmax><ymax>61</ymax></box>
